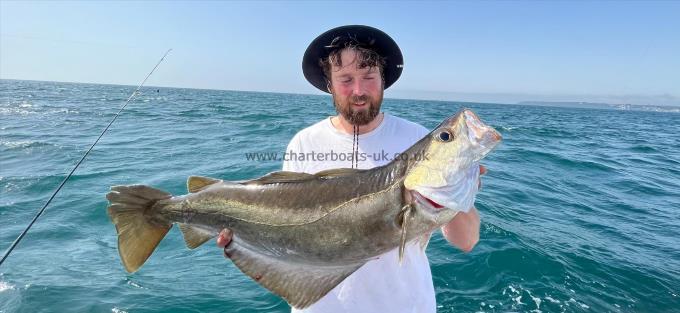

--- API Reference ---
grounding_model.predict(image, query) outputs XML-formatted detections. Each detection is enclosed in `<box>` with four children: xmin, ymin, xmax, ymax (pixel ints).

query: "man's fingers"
<box><xmin>217</xmin><ymin>228</ymin><xmax>234</xmax><ymax>260</ymax></box>
<box><xmin>216</xmin><ymin>228</ymin><xmax>233</xmax><ymax>248</ymax></box>
<box><xmin>478</xmin><ymin>165</ymin><xmax>487</xmax><ymax>189</ymax></box>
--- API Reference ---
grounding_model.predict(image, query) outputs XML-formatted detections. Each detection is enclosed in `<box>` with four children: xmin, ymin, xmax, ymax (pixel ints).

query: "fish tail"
<box><xmin>106</xmin><ymin>185</ymin><xmax>173</xmax><ymax>273</ymax></box>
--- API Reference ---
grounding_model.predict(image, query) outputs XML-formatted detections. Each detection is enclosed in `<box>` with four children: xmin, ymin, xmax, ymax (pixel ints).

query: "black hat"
<box><xmin>302</xmin><ymin>25</ymin><xmax>404</xmax><ymax>93</ymax></box>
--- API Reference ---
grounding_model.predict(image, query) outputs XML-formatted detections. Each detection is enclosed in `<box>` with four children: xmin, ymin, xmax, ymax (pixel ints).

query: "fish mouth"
<box><xmin>463</xmin><ymin>109</ymin><xmax>502</xmax><ymax>150</ymax></box>
<box><xmin>410</xmin><ymin>189</ymin><xmax>446</xmax><ymax>214</ymax></box>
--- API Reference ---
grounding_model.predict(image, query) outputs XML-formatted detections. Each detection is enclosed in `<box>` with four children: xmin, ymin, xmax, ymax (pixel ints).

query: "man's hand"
<box><xmin>441</xmin><ymin>164</ymin><xmax>486</xmax><ymax>252</ymax></box>
<box><xmin>478</xmin><ymin>164</ymin><xmax>487</xmax><ymax>188</ymax></box>
<box><xmin>441</xmin><ymin>207</ymin><xmax>480</xmax><ymax>252</ymax></box>
<box><xmin>216</xmin><ymin>228</ymin><xmax>233</xmax><ymax>259</ymax></box>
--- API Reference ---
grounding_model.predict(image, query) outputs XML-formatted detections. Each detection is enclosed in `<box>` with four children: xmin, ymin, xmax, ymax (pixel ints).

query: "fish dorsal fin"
<box><xmin>245</xmin><ymin>171</ymin><xmax>316</xmax><ymax>185</ymax></box>
<box><xmin>178</xmin><ymin>224</ymin><xmax>214</xmax><ymax>249</ymax></box>
<box><xmin>225</xmin><ymin>240</ymin><xmax>364</xmax><ymax>309</ymax></box>
<box><xmin>187</xmin><ymin>176</ymin><xmax>221</xmax><ymax>193</ymax></box>
<box><xmin>315</xmin><ymin>168</ymin><xmax>363</xmax><ymax>178</ymax></box>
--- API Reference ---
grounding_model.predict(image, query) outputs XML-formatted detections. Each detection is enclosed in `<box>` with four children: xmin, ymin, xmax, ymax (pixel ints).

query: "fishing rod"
<box><xmin>0</xmin><ymin>49</ymin><xmax>172</xmax><ymax>267</ymax></box>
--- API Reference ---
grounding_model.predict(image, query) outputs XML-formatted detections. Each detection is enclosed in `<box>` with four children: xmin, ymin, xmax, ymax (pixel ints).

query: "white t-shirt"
<box><xmin>283</xmin><ymin>113</ymin><xmax>436</xmax><ymax>313</ymax></box>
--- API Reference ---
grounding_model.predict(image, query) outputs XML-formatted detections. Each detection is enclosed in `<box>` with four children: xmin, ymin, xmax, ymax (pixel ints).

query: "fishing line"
<box><xmin>0</xmin><ymin>49</ymin><xmax>172</xmax><ymax>267</ymax></box>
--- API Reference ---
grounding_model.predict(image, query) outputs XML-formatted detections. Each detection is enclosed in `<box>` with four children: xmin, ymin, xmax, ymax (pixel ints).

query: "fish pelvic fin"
<box><xmin>225</xmin><ymin>241</ymin><xmax>364</xmax><ymax>309</ymax></box>
<box><xmin>106</xmin><ymin>185</ymin><xmax>172</xmax><ymax>273</ymax></box>
<box><xmin>178</xmin><ymin>224</ymin><xmax>214</xmax><ymax>249</ymax></box>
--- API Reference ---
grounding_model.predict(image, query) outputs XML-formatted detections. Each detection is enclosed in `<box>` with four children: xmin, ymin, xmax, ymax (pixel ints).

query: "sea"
<box><xmin>1</xmin><ymin>79</ymin><xmax>678</xmax><ymax>313</ymax></box>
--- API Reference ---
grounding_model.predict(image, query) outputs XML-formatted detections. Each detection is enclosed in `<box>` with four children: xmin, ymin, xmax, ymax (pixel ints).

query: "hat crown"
<box><xmin>302</xmin><ymin>25</ymin><xmax>404</xmax><ymax>93</ymax></box>
<box><xmin>325</xmin><ymin>33</ymin><xmax>376</xmax><ymax>49</ymax></box>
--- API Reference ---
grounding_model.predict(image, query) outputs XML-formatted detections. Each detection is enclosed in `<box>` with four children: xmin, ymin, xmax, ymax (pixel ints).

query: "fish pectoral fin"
<box><xmin>245</xmin><ymin>171</ymin><xmax>316</xmax><ymax>185</ymax></box>
<box><xmin>178</xmin><ymin>224</ymin><xmax>214</xmax><ymax>249</ymax></box>
<box><xmin>225</xmin><ymin>241</ymin><xmax>364</xmax><ymax>309</ymax></box>
<box><xmin>187</xmin><ymin>176</ymin><xmax>222</xmax><ymax>193</ymax></box>
<box><xmin>398</xmin><ymin>205</ymin><xmax>413</xmax><ymax>265</ymax></box>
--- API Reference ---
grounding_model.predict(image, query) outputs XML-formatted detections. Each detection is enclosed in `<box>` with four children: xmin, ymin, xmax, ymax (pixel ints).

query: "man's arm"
<box><xmin>440</xmin><ymin>164</ymin><xmax>486</xmax><ymax>252</ymax></box>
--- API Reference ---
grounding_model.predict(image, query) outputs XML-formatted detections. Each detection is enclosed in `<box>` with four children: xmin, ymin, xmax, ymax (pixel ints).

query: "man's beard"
<box><xmin>333</xmin><ymin>92</ymin><xmax>383</xmax><ymax>126</ymax></box>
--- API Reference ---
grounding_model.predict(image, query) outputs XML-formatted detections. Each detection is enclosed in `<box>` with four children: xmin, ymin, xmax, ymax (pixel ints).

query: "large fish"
<box><xmin>106</xmin><ymin>109</ymin><xmax>501</xmax><ymax>309</ymax></box>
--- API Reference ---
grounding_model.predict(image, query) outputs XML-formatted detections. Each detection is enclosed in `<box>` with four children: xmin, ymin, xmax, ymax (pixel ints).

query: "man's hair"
<box><xmin>319</xmin><ymin>40</ymin><xmax>386</xmax><ymax>88</ymax></box>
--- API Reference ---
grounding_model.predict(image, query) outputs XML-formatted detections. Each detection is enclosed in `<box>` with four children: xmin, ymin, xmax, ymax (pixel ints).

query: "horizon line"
<box><xmin>0</xmin><ymin>77</ymin><xmax>515</xmax><ymax>105</ymax></box>
<box><xmin>2</xmin><ymin>77</ymin><xmax>678</xmax><ymax>109</ymax></box>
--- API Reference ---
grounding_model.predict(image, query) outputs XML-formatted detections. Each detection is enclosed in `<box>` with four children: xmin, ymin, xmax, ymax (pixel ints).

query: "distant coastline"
<box><xmin>517</xmin><ymin>101</ymin><xmax>680</xmax><ymax>113</ymax></box>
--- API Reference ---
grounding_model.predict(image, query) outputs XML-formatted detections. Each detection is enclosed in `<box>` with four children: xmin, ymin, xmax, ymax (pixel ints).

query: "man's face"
<box><xmin>329</xmin><ymin>49</ymin><xmax>384</xmax><ymax>126</ymax></box>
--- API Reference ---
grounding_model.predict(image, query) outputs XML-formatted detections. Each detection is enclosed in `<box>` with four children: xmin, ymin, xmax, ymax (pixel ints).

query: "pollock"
<box><xmin>106</xmin><ymin>109</ymin><xmax>501</xmax><ymax>309</ymax></box>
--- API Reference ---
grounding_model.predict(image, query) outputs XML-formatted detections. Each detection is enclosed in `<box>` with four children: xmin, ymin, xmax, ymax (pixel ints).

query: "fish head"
<box><xmin>404</xmin><ymin>109</ymin><xmax>501</xmax><ymax>216</ymax></box>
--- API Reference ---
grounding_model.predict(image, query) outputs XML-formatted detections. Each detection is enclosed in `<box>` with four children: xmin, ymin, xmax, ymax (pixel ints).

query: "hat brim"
<box><xmin>302</xmin><ymin>25</ymin><xmax>403</xmax><ymax>94</ymax></box>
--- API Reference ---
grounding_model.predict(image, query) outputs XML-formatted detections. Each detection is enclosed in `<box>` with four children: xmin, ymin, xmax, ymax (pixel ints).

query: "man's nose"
<box><xmin>352</xmin><ymin>80</ymin><xmax>366</xmax><ymax>96</ymax></box>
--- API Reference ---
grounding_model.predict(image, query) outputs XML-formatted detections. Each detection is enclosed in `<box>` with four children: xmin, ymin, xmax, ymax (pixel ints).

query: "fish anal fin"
<box><xmin>245</xmin><ymin>171</ymin><xmax>316</xmax><ymax>185</ymax></box>
<box><xmin>178</xmin><ymin>224</ymin><xmax>214</xmax><ymax>249</ymax></box>
<box><xmin>225</xmin><ymin>240</ymin><xmax>363</xmax><ymax>309</ymax></box>
<box><xmin>187</xmin><ymin>176</ymin><xmax>221</xmax><ymax>193</ymax></box>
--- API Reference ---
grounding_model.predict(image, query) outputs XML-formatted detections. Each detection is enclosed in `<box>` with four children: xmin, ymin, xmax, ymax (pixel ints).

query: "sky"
<box><xmin>1</xmin><ymin>1</ymin><xmax>679</xmax><ymax>106</ymax></box>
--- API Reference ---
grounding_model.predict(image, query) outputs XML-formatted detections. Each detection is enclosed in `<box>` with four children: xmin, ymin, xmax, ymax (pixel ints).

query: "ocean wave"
<box><xmin>629</xmin><ymin>145</ymin><xmax>658</xmax><ymax>153</ymax></box>
<box><xmin>495</xmin><ymin>125</ymin><xmax>517</xmax><ymax>132</ymax></box>
<box><xmin>0</xmin><ymin>140</ymin><xmax>56</xmax><ymax>150</ymax></box>
<box><xmin>0</xmin><ymin>280</ymin><xmax>15</xmax><ymax>293</ymax></box>
<box><xmin>493</xmin><ymin>125</ymin><xmax>576</xmax><ymax>139</ymax></box>
<box><xmin>513</xmin><ymin>149</ymin><xmax>617</xmax><ymax>173</ymax></box>
<box><xmin>0</xmin><ymin>106</ymin><xmax>81</xmax><ymax>116</ymax></box>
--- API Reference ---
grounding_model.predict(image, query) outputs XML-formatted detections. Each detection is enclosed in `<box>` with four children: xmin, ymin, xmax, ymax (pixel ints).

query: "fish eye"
<box><xmin>436</xmin><ymin>130</ymin><xmax>453</xmax><ymax>142</ymax></box>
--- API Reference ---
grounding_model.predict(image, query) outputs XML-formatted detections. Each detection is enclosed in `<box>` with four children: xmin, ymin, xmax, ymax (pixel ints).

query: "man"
<box><xmin>217</xmin><ymin>25</ymin><xmax>484</xmax><ymax>312</ymax></box>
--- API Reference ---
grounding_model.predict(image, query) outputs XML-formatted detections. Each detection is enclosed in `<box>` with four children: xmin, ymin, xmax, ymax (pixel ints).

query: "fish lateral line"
<box><xmin>176</xmin><ymin>180</ymin><xmax>406</xmax><ymax>227</ymax></box>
